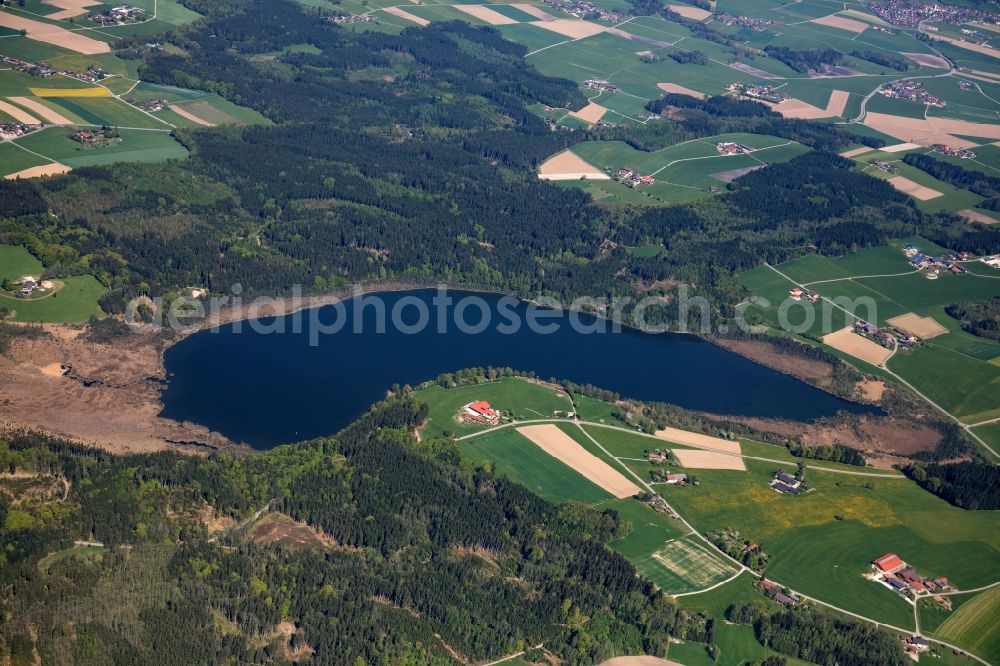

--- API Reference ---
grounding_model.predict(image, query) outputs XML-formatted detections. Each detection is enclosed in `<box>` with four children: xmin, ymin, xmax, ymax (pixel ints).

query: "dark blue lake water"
<box><xmin>160</xmin><ymin>289</ymin><xmax>878</xmax><ymax>448</ymax></box>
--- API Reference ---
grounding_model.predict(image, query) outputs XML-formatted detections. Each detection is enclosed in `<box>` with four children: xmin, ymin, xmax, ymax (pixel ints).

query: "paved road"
<box><xmin>460</xmin><ymin>417</ymin><xmax>904</xmax><ymax>478</ymax></box>
<box><xmin>458</xmin><ymin>416</ymin><xmax>995</xmax><ymax>663</ymax></box>
<box><xmin>763</xmin><ymin>264</ymin><xmax>1000</xmax><ymax>460</ymax></box>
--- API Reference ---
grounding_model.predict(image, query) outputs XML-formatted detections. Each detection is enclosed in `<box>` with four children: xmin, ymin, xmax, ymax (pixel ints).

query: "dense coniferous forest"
<box><xmin>945</xmin><ymin>297</ymin><xmax>1000</xmax><ymax>340</ymax></box>
<box><xmin>761</xmin><ymin>47</ymin><xmax>848</xmax><ymax>73</ymax></box>
<box><xmin>905</xmin><ymin>461</ymin><xmax>1000</xmax><ymax>509</ymax></box>
<box><xmin>849</xmin><ymin>49</ymin><xmax>914</xmax><ymax>71</ymax></box>
<box><xmin>0</xmin><ymin>399</ymin><xmax>715</xmax><ymax>664</ymax></box>
<box><xmin>726</xmin><ymin>602</ymin><xmax>908</xmax><ymax>666</ymax></box>
<box><xmin>0</xmin><ymin>0</ymin><xmax>996</xmax><ymax>328</ymax></box>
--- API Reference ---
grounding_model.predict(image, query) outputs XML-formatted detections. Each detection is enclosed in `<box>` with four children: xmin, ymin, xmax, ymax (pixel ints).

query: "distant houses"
<box><xmin>788</xmin><ymin>286</ymin><xmax>819</xmax><ymax>302</ymax></box>
<box><xmin>769</xmin><ymin>469</ymin><xmax>802</xmax><ymax>495</ymax></box>
<box><xmin>11</xmin><ymin>275</ymin><xmax>53</xmax><ymax>297</ymax></box>
<box><xmin>716</xmin><ymin>141</ymin><xmax>752</xmax><ymax>155</ymax></box>
<box><xmin>758</xmin><ymin>578</ymin><xmax>799</xmax><ymax>606</ymax></box>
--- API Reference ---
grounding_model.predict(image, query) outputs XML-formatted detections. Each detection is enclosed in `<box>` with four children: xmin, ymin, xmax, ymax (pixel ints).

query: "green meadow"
<box><xmin>0</xmin><ymin>245</ymin><xmax>44</xmax><ymax>282</ymax></box>
<box><xmin>0</xmin><ymin>274</ymin><xmax>105</xmax><ymax>323</ymax></box>
<box><xmin>0</xmin><ymin>142</ymin><xmax>48</xmax><ymax>176</ymax></box>
<box><xmin>933</xmin><ymin>586</ymin><xmax>1000</xmax><ymax>663</ymax></box>
<box><xmin>458</xmin><ymin>427</ymin><xmax>612</xmax><ymax>505</ymax></box>
<box><xmin>0</xmin><ymin>245</ymin><xmax>105</xmax><ymax>322</ymax></box>
<box><xmin>673</xmin><ymin>573</ymin><xmax>815</xmax><ymax>666</ymax></box>
<box><xmin>14</xmin><ymin>127</ymin><xmax>187</xmax><ymax>168</ymax></box>
<box><xmin>561</xmin><ymin>133</ymin><xmax>808</xmax><ymax>204</ymax></box>
<box><xmin>415</xmin><ymin>377</ymin><xmax>573</xmax><ymax>438</ymax></box>
<box><xmin>664</xmin><ymin>459</ymin><xmax>1000</xmax><ymax>630</ymax></box>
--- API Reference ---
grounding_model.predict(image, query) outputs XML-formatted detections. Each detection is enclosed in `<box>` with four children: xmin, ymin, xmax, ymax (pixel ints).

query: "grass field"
<box><xmin>664</xmin><ymin>458</ymin><xmax>1000</xmax><ymax>630</ymax></box>
<box><xmin>933</xmin><ymin>586</ymin><xmax>1000</xmax><ymax>663</ymax></box>
<box><xmin>13</xmin><ymin>127</ymin><xmax>187</xmax><ymax>168</ymax></box>
<box><xmin>0</xmin><ymin>141</ymin><xmax>48</xmax><ymax>175</ymax></box>
<box><xmin>415</xmin><ymin>377</ymin><xmax>573</xmax><ymax>438</ymax></box>
<box><xmin>633</xmin><ymin>537</ymin><xmax>736</xmax><ymax>594</ymax></box>
<box><xmin>673</xmin><ymin>573</ymin><xmax>801</xmax><ymax>666</ymax></box>
<box><xmin>0</xmin><ymin>274</ymin><xmax>105</xmax><ymax>322</ymax></box>
<box><xmin>0</xmin><ymin>245</ymin><xmax>44</xmax><ymax>282</ymax></box>
<box><xmin>557</xmin><ymin>133</ymin><xmax>809</xmax><ymax>204</ymax></box>
<box><xmin>459</xmin><ymin>427</ymin><xmax>612</xmax><ymax>505</ymax></box>
<box><xmin>738</xmin><ymin>238</ymin><xmax>1000</xmax><ymax>426</ymax></box>
<box><xmin>606</xmin><ymin>496</ymin><xmax>688</xmax><ymax>558</ymax></box>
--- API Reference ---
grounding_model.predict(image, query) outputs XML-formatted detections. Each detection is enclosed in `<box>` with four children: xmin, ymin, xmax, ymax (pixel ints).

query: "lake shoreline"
<box><xmin>3</xmin><ymin>283</ymin><xmax>882</xmax><ymax>455</ymax></box>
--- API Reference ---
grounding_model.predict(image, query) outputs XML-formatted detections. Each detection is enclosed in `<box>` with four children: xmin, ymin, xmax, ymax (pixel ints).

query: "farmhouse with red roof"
<box><xmin>462</xmin><ymin>400</ymin><xmax>500</xmax><ymax>426</ymax></box>
<box><xmin>873</xmin><ymin>553</ymin><xmax>904</xmax><ymax>573</ymax></box>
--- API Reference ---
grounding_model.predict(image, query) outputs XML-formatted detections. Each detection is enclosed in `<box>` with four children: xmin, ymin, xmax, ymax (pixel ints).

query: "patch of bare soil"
<box><xmin>0</xmin><ymin>326</ymin><xmax>232</xmax><ymax>454</ymax></box>
<box><xmin>711</xmin><ymin>337</ymin><xmax>834</xmax><ymax>387</ymax></box>
<box><xmin>857</xmin><ymin>379</ymin><xmax>886</xmax><ymax>402</ymax></box>
<box><xmin>248</xmin><ymin>513</ymin><xmax>335</xmax><ymax>551</ymax></box>
<box><xmin>201</xmin><ymin>504</ymin><xmax>237</xmax><ymax>535</ymax></box>
<box><xmin>452</xmin><ymin>543</ymin><xmax>502</xmax><ymax>568</ymax></box>
<box><xmin>723</xmin><ymin>414</ymin><xmax>942</xmax><ymax>459</ymax></box>
<box><xmin>1</xmin><ymin>284</ymin><xmax>433</xmax><ymax>454</ymax></box>
<box><xmin>275</xmin><ymin>620</ymin><xmax>314</xmax><ymax>662</ymax></box>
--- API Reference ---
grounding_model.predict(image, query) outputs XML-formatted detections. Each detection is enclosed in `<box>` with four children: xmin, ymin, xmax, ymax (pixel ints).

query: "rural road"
<box><xmin>763</xmin><ymin>263</ymin><xmax>1000</xmax><ymax>460</ymax></box>
<box><xmin>459</xmin><ymin>417</ymin><xmax>904</xmax><ymax>478</ymax></box>
<box><xmin>457</xmin><ymin>415</ymin><xmax>995</xmax><ymax>663</ymax></box>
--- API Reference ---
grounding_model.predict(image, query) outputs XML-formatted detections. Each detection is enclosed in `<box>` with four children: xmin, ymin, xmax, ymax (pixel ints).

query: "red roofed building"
<box><xmin>873</xmin><ymin>553</ymin><xmax>905</xmax><ymax>573</ymax></box>
<box><xmin>463</xmin><ymin>401</ymin><xmax>499</xmax><ymax>425</ymax></box>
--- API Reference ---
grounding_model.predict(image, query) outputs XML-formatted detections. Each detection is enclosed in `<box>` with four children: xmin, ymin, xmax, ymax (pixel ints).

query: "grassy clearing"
<box><xmin>37</xmin><ymin>545</ymin><xmax>105</xmax><ymax>573</ymax></box>
<box><xmin>0</xmin><ymin>274</ymin><xmax>105</xmax><ymax>322</ymax></box>
<box><xmin>560</xmin><ymin>133</ymin><xmax>808</xmax><ymax>204</ymax></box>
<box><xmin>675</xmin><ymin>573</ymin><xmax>797</xmax><ymax>666</ymax></box>
<box><xmin>572</xmin><ymin>394</ymin><xmax>626</xmax><ymax>425</ymax></box>
<box><xmin>0</xmin><ymin>245</ymin><xmax>44</xmax><ymax>282</ymax></box>
<box><xmin>459</xmin><ymin>427</ymin><xmax>612</xmax><ymax>505</ymax></box>
<box><xmin>14</xmin><ymin>126</ymin><xmax>187</xmax><ymax>167</ymax></box>
<box><xmin>415</xmin><ymin>377</ymin><xmax>573</xmax><ymax>438</ymax></box>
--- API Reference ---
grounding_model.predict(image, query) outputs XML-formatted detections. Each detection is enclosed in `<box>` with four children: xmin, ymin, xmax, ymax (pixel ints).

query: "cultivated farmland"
<box><xmin>633</xmin><ymin>538</ymin><xmax>736</xmax><ymax>594</ymax></box>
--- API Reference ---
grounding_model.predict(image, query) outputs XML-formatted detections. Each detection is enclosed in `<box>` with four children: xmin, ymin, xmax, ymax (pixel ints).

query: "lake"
<box><xmin>160</xmin><ymin>289</ymin><xmax>879</xmax><ymax>448</ymax></box>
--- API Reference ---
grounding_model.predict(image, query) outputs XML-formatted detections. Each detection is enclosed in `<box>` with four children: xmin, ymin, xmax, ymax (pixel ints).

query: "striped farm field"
<box><xmin>633</xmin><ymin>537</ymin><xmax>736</xmax><ymax>594</ymax></box>
<box><xmin>934</xmin><ymin>586</ymin><xmax>1000</xmax><ymax>662</ymax></box>
<box><xmin>29</xmin><ymin>86</ymin><xmax>110</xmax><ymax>97</ymax></box>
